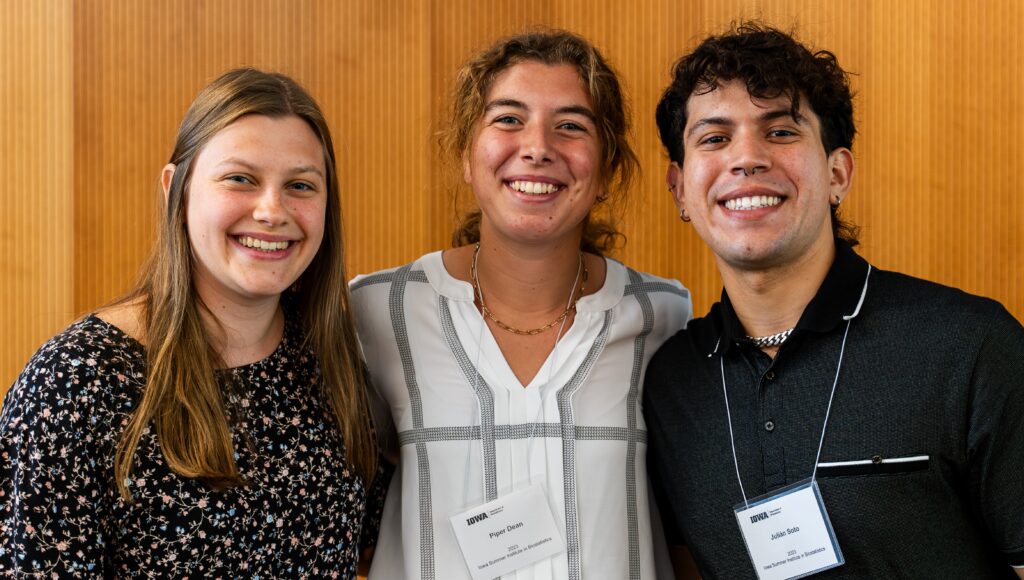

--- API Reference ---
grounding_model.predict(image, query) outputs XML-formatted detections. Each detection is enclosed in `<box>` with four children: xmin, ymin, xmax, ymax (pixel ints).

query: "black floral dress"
<box><xmin>0</xmin><ymin>315</ymin><xmax>388</xmax><ymax>578</ymax></box>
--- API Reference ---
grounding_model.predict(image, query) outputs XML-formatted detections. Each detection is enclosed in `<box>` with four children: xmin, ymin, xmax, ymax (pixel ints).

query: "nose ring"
<box><xmin>742</xmin><ymin>167</ymin><xmax>760</xmax><ymax>177</ymax></box>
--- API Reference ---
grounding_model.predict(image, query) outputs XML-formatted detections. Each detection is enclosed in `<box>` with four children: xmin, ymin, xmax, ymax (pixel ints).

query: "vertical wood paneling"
<box><xmin>3</xmin><ymin>0</ymin><xmax>1023</xmax><ymax>391</ymax></box>
<box><xmin>1</xmin><ymin>0</ymin><xmax>74</xmax><ymax>390</ymax></box>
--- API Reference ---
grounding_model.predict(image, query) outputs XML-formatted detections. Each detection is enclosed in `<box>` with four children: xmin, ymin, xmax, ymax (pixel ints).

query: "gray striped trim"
<box><xmin>625</xmin><ymin>269</ymin><xmax>654</xmax><ymax>579</ymax></box>
<box><xmin>438</xmin><ymin>296</ymin><xmax>498</xmax><ymax>501</ymax></box>
<box><xmin>351</xmin><ymin>268</ymin><xmax>428</xmax><ymax>291</ymax></box>
<box><xmin>558</xmin><ymin>310</ymin><xmax>613</xmax><ymax>580</ymax></box>
<box><xmin>397</xmin><ymin>423</ymin><xmax>647</xmax><ymax>446</ymax></box>
<box><xmin>389</xmin><ymin>264</ymin><xmax>434</xmax><ymax>580</ymax></box>
<box><xmin>624</xmin><ymin>280</ymin><xmax>689</xmax><ymax>301</ymax></box>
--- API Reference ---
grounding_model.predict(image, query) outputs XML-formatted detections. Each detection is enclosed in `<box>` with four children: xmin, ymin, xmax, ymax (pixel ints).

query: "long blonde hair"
<box><xmin>113</xmin><ymin>68</ymin><xmax>375</xmax><ymax>499</ymax></box>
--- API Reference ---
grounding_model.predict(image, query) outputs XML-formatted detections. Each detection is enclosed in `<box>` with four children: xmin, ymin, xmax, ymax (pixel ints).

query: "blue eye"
<box><xmin>559</xmin><ymin>121</ymin><xmax>586</xmax><ymax>132</ymax></box>
<box><xmin>290</xmin><ymin>182</ymin><xmax>314</xmax><ymax>191</ymax></box>
<box><xmin>493</xmin><ymin>115</ymin><xmax>521</xmax><ymax>126</ymax></box>
<box><xmin>226</xmin><ymin>175</ymin><xmax>252</xmax><ymax>184</ymax></box>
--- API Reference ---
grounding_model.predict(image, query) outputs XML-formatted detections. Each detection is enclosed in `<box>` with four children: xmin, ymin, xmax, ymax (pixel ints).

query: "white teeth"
<box><xmin>238</xmin><ymin>236</ymin><xmax>291</xmax><ymax>252</ymax></box>
<box><xmin>724</xmin><ymin>196</ymin><xmax>782</xmax><ymax>211</ymax></box>
<box><xmin>509</xmin><ymin>180</ymin><xmax>558</xmax><ymax>195</ymax></box>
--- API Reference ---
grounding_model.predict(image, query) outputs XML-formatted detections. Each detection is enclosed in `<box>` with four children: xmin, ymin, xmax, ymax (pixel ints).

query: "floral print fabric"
<box><xmin>0</xmin><ymin>315</ymin><xmax>387</xmax><ymax>578</ymax></box>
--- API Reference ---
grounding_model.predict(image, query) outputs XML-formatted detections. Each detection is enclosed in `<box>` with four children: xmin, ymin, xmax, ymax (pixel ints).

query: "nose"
<box><xmin>730</xmin><ymin>133</ymin><xmax>771</xmax><ymax>177</ymax></box>
<box><xmin>520</xmin><ymin>123</ymin><xmax>554</xmax><ymax>165</ymax></box>
<box><xmin>252</xmin><ymin>186</ymin><xmax>289</xmax><ymax>226</ymax></box>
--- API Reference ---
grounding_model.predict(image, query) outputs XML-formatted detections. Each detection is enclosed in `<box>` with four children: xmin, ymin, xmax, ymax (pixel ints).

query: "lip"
<box><xmin>716</xmin><ymin>185</ymin><xmax>786</xmax><ymax>204</ymax></box>
<box><xmin>231</xmin><ymin>232</ymin><xmax>297</xmax><ymax>243</ymax></box>
<box><xmin>230</xmin><ymin>234</ymin><xmax>300</xmax><ymax>259</ymax></box>
<box><xmin>504</xmin><ymin>175</ymin><xmax>566</xmax><ymax>186</ymax></box>
<box><xmin>503</xmin><ymin>175</ymin><xmax>567</xmax><ymax>201</ymax></box>
<box><xmin>713</xmin><ymin>185</ymin><xmax>787</xmax><ymax>220</ymax></box>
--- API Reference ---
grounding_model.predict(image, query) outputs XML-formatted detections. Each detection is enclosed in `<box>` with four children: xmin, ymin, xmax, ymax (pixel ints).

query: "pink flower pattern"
<box><xmin>0</xmin><ymin>315</ymin><xmax>389</xmax><ymax>578</ymax></box>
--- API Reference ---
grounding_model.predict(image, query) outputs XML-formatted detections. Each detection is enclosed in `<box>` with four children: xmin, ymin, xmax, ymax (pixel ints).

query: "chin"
<box><xmin>715</xmin><ymin>241</ymin><xmax>788</xmax><ymax>270</ymax></box>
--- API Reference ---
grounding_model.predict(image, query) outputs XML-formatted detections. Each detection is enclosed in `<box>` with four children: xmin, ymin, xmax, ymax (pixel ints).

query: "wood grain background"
<box><xmin>3</xmin><ymin>0</ymin><xmax>1022</xmax><ymax>391</ymax></box>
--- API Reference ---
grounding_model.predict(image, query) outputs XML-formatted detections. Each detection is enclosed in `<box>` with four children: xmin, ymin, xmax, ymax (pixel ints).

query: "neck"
<box><xmin>474</xmin><ymin>238</ymin><xmax>583</xmax><ymax>318</ymax></box>
<box><xmin>195</xmin><ymin>285</ymin><xmax>285</xmax><ymax>369</ymax></box>
<box><xmin>719</xmin><ymin>240</ymin><xmax>836</xmax><ymax>339</ymax></box>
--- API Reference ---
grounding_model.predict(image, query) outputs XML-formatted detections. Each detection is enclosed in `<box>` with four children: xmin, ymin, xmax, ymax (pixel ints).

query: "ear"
<box><xmin>161</xmin><ymin>163</ymin><xmax>176</xmax><ymax>202</ymax></box>
<box><xmin>827</xmin><ymin>148</ymin><xmax>854</xmax><ymax>204</ymax></box>
<box><xmin>462</xmin><ymin>151</ymin><xmax>473</xmax><ymax>185</ymax></box>
<box><xmin>667</xmin><ymin>162</ymin><xmax>685</xmax><ymax>208</ymax></box>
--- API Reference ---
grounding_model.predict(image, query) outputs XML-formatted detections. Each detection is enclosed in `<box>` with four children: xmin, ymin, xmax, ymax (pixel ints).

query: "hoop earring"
<box><xmin>679</xmin><ymin>208</ymin><xmax>691</xmax><ymax>223</ymax></box>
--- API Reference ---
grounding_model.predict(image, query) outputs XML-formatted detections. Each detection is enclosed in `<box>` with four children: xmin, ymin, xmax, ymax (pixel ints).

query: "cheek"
<box><xmin>567</xmin><ymin>148</ymin><xmax>600</xmax><ymax>183</ymax></box>
<box><xmin>469</xmin><ymin>134</ymin><xmax>514</xmax><ymax>177</ymax></box>
<box><xmin>681</xmin><ymin>164</ymin><xmax>713</xmax><ymax>197</ymax></box>
<box><xmin>292</xmin><ymin>199</ymin><xmax>328</xmax><ymax>241</ymax></box>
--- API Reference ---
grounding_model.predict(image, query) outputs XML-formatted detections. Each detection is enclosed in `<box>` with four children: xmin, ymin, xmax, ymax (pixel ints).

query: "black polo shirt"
<box><xmin>644</xmin><ymin>241</ymin><xmax>1024</xmax><ymax>578</ymax></box>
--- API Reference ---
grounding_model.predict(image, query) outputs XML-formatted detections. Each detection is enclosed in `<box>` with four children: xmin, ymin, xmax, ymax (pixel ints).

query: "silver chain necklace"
<box><xmin>745</xmin><ymin>328</ymin><xmax>795</xmax><ymax>348</ymax></box>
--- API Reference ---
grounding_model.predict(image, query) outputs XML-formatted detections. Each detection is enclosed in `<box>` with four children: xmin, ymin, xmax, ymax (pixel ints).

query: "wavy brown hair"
<box><xmin>113</xmin><ymin>68</ymin><xmax>376</xmax><ymax>499</ymax></box>
<box><xmin>442</xmin><ymin>29</ymin><xmax>639</xmax><ymax>255</ymax></box>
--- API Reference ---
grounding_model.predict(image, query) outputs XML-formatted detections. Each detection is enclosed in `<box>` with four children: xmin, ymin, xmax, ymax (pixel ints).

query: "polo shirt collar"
<box><xmin>708</xmin><ymin>240</ymin><xmax>871</xmax><ymax>356</ymax></box>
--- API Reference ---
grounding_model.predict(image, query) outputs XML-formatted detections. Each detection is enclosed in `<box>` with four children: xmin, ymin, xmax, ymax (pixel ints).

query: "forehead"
<box><xmin>486</xmin><ymin>61</ymin><xmax>590</xmax><ymax>105</ymax></box>
<box><xmin>684</xmin><ymin>80</ymin><xmax>819</xmax><ymax>129</ymax></box>
<box><xmin>199</xmin><ymin>114</ymin><xmax>325</xmax><ymax>167</ymax></box>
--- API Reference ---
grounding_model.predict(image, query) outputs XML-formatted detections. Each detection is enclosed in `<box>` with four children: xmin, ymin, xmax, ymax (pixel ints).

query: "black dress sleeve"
<box><xmin>358</xmin><ymin>454</ymin><xmax>395</xmax><ymax>554</ymax></box>
<box><xmin>0</xmin><ymin>324</ymin><xmax>123</xmax><ymax>576</ymax></box>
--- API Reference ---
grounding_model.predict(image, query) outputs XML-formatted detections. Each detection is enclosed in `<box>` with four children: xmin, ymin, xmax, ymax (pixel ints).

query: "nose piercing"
<box><xmin>742</xmin><ymin>167</ymin><xmax>760</xmax><ymax>177</ymax></box>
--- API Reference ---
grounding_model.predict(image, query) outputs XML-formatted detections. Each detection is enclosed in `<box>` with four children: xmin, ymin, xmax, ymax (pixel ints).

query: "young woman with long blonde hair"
<box><xmin>0</xmin><ymin>68</ymin><xmax>385</xmax><ymax>576</ymax></box>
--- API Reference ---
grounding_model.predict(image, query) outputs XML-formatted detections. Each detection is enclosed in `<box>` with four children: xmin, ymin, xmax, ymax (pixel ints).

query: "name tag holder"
<box><xmin>449</xmin><ymin>484</ymin><xmax>566</xmax><ymax>580</ymax></box>
<box><xmin>733</xmin><ymin>478</ymin><xmax>843</xmax><ymax>579</ymax></box>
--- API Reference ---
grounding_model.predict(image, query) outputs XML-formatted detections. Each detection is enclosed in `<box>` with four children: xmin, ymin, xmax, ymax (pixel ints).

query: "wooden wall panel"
<box><xmin>3</xmin><ymin>0</ymin><xmax>1023</xmax><ymax>391</ymax></box>
<box><xmin>1</xmin><ymin>1</ymin><xmax>74</xmax><ymax>391</ymax></box>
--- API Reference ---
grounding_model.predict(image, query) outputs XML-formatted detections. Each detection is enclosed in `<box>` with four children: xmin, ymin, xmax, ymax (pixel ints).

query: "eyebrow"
<box><xmin>686</xmin><ymin>108</ymin><xmax>806</xmax><ymax>139</ymax></box>
<box><xmin>215</xmin><ymin>157</ymin><xmax>324</xmax><ymax>179</ymax></box>
<box><xmin>484</xmin><ymin>99</ymin><xmax>597</xmax><ymax>122</ymax></box>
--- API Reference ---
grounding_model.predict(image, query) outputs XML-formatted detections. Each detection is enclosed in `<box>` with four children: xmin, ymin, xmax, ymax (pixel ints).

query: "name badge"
<box><xmin>449</xmin><ymin>484</ymin><xmax>565</xmax><ymax>580</ymax></box>
<box><xmin>734</xmin><ymin>478</ymin><xmax>843</xmax><ymax>580</ymax></box>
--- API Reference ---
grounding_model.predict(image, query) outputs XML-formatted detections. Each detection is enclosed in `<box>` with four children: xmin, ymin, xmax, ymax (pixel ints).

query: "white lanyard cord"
<box><xmin>719</xmin><ymin>346</ymin><xmax>750</xmax><ymax>507</ymax></box>
<box><xmin>720</xmin><ymin>265</ymin><xmax>871</xmax><ymax>509</ymax></box>
<box><xmin>810</xmin><ymin>317</ymin><xmax>853</xmax><ymax>483</ymax></box>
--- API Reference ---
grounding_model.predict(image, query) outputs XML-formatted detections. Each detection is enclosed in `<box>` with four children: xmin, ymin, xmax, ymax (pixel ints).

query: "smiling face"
<box><xmin>463</xmin><ymin>61</ymin><xmax>604</xmax><ymax>248</ymax></box>
<box><xmin>178</xmin><ymin>114</ymin><xmax>327</xmax><ymax>308</ymax></box>
<box><xmin>669</xmin><ymin>80</ymin><xmax>853</xmax><ymax>274</ymax></box>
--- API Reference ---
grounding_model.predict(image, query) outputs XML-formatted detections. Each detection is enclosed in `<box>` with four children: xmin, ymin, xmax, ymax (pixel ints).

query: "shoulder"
<box><xmin>645</xmin><ymin>308</ymin><xmax>717</xmax><ymax>386</ymax></box>
<box><xmin>867</xmin><ymin>269</ymin><xmax>1020</xmax><ymax>337</ymax></box>
<box><xmin>607</xmin><ymin>260</ymin><xmax>692</xmax><ymax>308</ymax></box>
<box><xmin>2</xmin><ymin>316</ymin><xmax>144</xmax><ymax>441</ymax></box>
<box><xmin>349</xmin><ymin>252</ymin><xmax>441</xmax><ymax>296</ymax></box>
<box><xmin>348</xmin><ymin>253</ymin><xmax>446</xmax><ymax>344</ymax></box>
<box><xmin>93</xmin><ymin>301</ymin><xmax>145</xmax><ymax>343</ymax></box>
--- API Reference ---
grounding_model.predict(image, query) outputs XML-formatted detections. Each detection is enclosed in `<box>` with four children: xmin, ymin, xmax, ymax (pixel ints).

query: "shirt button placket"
<box><xmin>760</xmin><ymin>364</ymin><xmax>785</xmax><ymax>488</ymax></box>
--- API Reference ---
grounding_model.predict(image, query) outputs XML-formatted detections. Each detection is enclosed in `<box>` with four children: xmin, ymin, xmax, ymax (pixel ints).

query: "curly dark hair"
<box><xmin>655</xmin><ymin>22</ymin><xmax>859</xmax><ymax>245</ymax></box>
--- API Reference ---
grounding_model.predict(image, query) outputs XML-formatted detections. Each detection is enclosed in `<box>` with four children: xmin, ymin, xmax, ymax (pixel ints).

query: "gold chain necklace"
<box><xmin>470</xmin><ymin>242</ymin><xmax>587</xmax><ymax>336</ymax></box>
